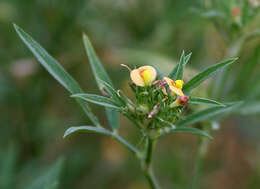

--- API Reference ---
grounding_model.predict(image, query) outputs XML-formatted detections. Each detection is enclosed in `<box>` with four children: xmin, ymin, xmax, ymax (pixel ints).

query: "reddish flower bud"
<box><xmin>170</xmin><ymin>95</ymin><xmax>189</xmax><ymax>108</ymax></box>
<box><xmin>177</xmin><ymin>95</ymin><xmax>189</xmax><ymax>106</ymax></box>
<box><xmin>232</xmin><ymin>6</ymin><xmax>241</xmax><ymax>18</ymax></box>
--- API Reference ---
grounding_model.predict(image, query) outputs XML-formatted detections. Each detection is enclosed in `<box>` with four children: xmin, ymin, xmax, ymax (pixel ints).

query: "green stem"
<box><xmin>145</xmin><ymin>167</ymin><xmax>160</xmax><ymax>189</ymax></box>
<box><xmin>112</xmin><ymin>131</ymin><xmax>161</xmax><ymax>189</ymax></box>
<box><xmin>143</xmin><ymin>137</ymin><xmax>160</xmax><ymax>189</ymax></box>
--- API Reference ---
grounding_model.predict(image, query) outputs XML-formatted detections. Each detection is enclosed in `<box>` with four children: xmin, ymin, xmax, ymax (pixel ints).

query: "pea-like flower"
<box><xmin>163</xmin><ymin>77</ymin><xmax>184</xmax><ymax>96</ymax></box>
<box><xmin>130</xmin><ymin>66</ymin><xmax>157</xmax><ymax>87</ymax></box>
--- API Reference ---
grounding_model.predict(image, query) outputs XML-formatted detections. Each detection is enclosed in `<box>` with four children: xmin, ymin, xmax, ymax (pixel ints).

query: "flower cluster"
<box><xmin>127</xmin><ymin>65</ymin><xmax>189</xmax><ymax>137</ymax></box>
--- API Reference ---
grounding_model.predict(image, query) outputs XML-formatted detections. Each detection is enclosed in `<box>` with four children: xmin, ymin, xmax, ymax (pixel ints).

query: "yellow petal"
<box><xmin>130</xmin><ymin>69</ymin><xmax>145</xmax><ymax>86</ymax></box>
<box><xmin>139</xmin><ymin>66</ymin><xmax>157</xmax><ymax>82</ymax></box>
<box><xmin>164</xmin><ymin>77</ymin><xmax>184</xmax><ymax>96</ymax></box>
<box><xmin>141</xmin><ymin>69</ymin><xmax>153</xmax><ymax>85</ymax></box>
<box><xmin>175</xmin><ymin>80</ymin><xmax>184</xmax><ymax>89</ymax></box>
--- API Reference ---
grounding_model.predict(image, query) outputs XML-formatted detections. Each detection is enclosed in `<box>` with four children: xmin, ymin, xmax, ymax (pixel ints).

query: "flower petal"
<box><xmin>130</xmin><ymin>69</ymin><xmax>145</xmax><ymax>86</ymax></box>
<box><xmin>169</xmin><ymin>85</ymin><xmax>185</xmax><ymax>96</ymax></box>
<box><xmin>164</xmin><ymin>77</ymin><xmax>174</xmax><ymax>86</ymax></box>
<box><xmin>164</xmin><ymin>77</ymin><xmax>184</xmax><ymax>96</ymax></box>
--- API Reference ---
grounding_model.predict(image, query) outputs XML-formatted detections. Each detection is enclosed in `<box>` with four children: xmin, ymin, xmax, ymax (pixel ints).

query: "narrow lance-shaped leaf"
<box><xmin>183</xmin><ymin>58</ymin><xmax>237</xmax><ymax>94</ymax></box>
<box><xmin>63</xmin><ymin>126</ymin><xmax>139</xmax><ymax>155</ymax></box>
<box><xmin>71</xmin><ymin>93</ymin><xmax>122</xmax><ymax>111</ymax></box>
<box><xmin>174</xmin><ymin>50</ymin><xmax>185</xmax><ymax>80</ymax></box>
<box><xmin>82</xmin><ymin>33</ymin><xmax>119</xmax><ymax>130</ymax></box>
<box><xmin>189</xmin><ymin>97</ymin><xmax>225</xmax><ymax>107</ymax></box>
<box><xmin>177</xmin><ymin>102</ymin><xmax>242</xmax><ymax>127</ymax></box>
<box><xmin>82</xmin><ymin>33</ymin><xmax>113</xmax><ymax>89</ymax></box>
<box><xmin>160</xmin><ymin>127</ymin><xmax>212</xmax><ymax>139</ymax></box>
<box><xmin>168</xmin><ymin>52</ymin><xmax>192</xmax><ymax>79</ymax></box>
<box><xmin>64</xmin><ymin>126</ymin><xmax>112</xmax><ymax>138</ymax></box>
<box><xmin>13</xmin><ymin>24</ymin><xmax>100</xmax><ymax>127</ymax></box>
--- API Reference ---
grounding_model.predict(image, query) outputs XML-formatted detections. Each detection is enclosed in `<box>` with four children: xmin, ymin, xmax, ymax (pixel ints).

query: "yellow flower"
<box><xmin>163</xmin><ymin>77</ymin><xmax>184</xmax><ymax>96</ymax></box>
<box><xmin>130</xmin><ymin>66</ymin><xmax>157</xmax><ymax>87</ymax></box>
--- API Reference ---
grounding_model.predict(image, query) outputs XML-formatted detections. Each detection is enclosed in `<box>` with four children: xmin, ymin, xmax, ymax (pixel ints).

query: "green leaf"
<box><xmin>13</xmin><ymin>24</ymin><xmax>100</xmax><ymax>127</ymax></box>
<box><xmin>168</xmin><ymin>51</ymin><xmax>192</xmax><ymax>80</ymax></box>
<box><xmin>160</xmin><ymin>127</ymin><xmax>212</xmax><ymax>139</ymax></box>
<box><xmin>83</xmin><ymin>33</ymin><xmax>119</xmax><ymax>130</ymax></box>
<box><xmin>71</xmin><ymin>93</ymin><xmax>122</xmax><ymax>111</ymax></box>
<box><xmin>63</xmin><ymin>126</ymin><xmax>139</xmax><ymax>155</ymax></box>
<box><xmin>82</xmin><ymin>33</ymin><xmax>113</xmax><ymax>88</ymax></box>
<box><xmin>183</xmin><ymin>58</ymin><xmax>237</xmax><ymax>94</ymax></box>
<box><xmin>184</xmin><ymin>52</ymin><xmax>192</xmax><ymax>66</ymax></box>
<box><xmin>189</xmin><ymin>97</ymin><xmax>225</xmax><ymax>107</ymax></box>
<box><xmin>26</xmin><ymin>158</ymin><xmax>64</xmax><ymax>189</ymax></box>
<box><xmin>174</xmin><ymin>50</ymin><xmax>185</xmax><ymax>80</ymax></box>
<box><xmin>63</xmin><ymin>126</ymin><xmax>112</xmax><ymax>138</ymax></box>
<box><xmin>171</xmin><ymin>128</ymin><xmax>212</xmax><ymax>139</ymax></box>
<box><xmin>177</xmin><ymin>102</ymin><xmax>242</xmax><ymax>127</ymax></box>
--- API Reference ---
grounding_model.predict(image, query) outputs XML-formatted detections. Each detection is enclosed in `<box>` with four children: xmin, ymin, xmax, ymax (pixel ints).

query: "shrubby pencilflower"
<box><xmin>130</xmin><ymin>66</ymin><xmax>157</xmax><ymax>86</ymax></box>
<box><xmin>14</xmin><ymin>24</ymin><xmax>238</xmax><ymax>189</ymax></box>
<box><xmin>163</xmin><ymin>77</ymin><xmax>185</xmax><ymax>96</ymax></box>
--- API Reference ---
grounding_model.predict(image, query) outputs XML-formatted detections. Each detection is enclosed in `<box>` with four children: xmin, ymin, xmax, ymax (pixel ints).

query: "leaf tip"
<box><xmin>82</xmin><ymin>32</ymin><xmax>90</xmax><ymax>43</ymax></box>
<box><xmin>63</xmin><ymin>127</ymin><xmax>74</xmax><ymax>138</ymax></box>
<box><xmin>82</xmin><ymin>32</ymin><xmax>87</xmax><ymax>38</ymax></box>
<box><xmin>13</xmin><ymin>23</ymin><xmax>20</xmax><ymax>33</ymax></box>
<box><xmin>231</xmin><ymin>57</ymin><xmax>239</xmax><ymax>63</ymax></box>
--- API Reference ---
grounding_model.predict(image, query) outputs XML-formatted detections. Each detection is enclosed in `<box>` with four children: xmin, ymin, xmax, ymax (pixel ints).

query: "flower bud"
<box><xmin>232</xmin><ymin>6</ymin><xmax>241</xmax><ymax>18</ymax></box>
<box><xmin>170</xmin><ymin>95</ymin><xmax>189</xmax><ymax>108</ymax></box>
<box><xmin>231</xmin><ymin>6</ymin><xmax>242</xmax><ymax>25</ymax></box>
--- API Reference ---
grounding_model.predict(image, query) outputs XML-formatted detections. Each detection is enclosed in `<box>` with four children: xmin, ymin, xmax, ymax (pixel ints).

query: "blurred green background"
<box><xmin>1</xmin><ymin>0</ymin><xmax>260</xmax><ymax>188</ymax></box>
